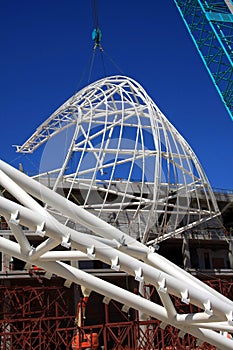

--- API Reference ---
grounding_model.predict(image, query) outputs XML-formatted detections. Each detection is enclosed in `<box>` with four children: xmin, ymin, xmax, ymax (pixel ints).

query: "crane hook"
<box><xmin>92</xmin><ymin>27</ymin><xmax>102</xmax><ymax>47</ymax></box>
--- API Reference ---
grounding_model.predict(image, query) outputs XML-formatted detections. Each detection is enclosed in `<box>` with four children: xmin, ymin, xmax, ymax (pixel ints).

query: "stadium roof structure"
<box><xmin>15</xmin><ymin>75</ymin><xmax>220</xmax><ymax>243</ymax></box>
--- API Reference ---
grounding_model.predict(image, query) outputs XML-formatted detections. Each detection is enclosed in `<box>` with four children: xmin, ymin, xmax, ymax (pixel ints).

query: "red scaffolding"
<box><xmin>0</xmin><ymin>284</ymin><xmax>76</xmax><ymax>350</ymax></box>
<box><xmin>0</xmin><ymin>278</ymin><xmax>232</xmax><ymax>349</ymax></box>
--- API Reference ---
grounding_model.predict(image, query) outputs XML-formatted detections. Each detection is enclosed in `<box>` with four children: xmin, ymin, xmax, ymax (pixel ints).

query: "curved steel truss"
<box><xmin>15</xmin><ymin>76</ymin><xmax>220</xmax><ymax>243</ymax></box>
<box><xmin>0</xmin><ymin>159</ymin><xmax>232</xmax><ymax>349</ymax></box>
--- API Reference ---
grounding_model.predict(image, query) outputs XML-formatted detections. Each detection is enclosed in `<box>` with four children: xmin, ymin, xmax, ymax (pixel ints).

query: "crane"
<box><xmin>173</xmin><ymin>0</ymin><xmax>233</xmax><ymax>121</ymax></box>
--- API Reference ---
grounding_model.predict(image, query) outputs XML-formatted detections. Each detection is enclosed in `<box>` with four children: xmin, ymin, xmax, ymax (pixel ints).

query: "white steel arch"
<box><xmin>15</xmin><ymin>76</ymin><xmax>220</xmax><ymax>243</ymax></box>
<box><xmin>0</xmin><ymin>159</ymin><xmax>232</xmax><ymax>350</ymax></box>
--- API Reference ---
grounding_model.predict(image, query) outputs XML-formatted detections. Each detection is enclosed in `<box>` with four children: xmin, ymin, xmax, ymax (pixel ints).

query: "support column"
<box><xmin>138</xmin><ymin>282</ymin><xmax>150</xmax><ymax>349</ymax></box>
<box><xmin>1</xmin><ymin>234</ymin><xmax>11</xmax><ymax>273</ymax></box>
<box><xmin>182</xmin><ymin>233</ymin><xmax>191</xmax><ymax>270</ymax></box>
<box><xmin>228</xmin><ymin>240</ymin><xmax>233</xmax><ymax>269</ymax></box>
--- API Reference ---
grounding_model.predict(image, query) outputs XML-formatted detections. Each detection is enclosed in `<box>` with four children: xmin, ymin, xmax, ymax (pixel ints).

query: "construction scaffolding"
<box><xmin>0</xmin><ymin>279</ymin><xmax>232</xmax><ymax>349</ymax></box>
<box><xmin>0</xmin><ymin>284</ymin><xmax>75</xmax><ymax>350</ymax></box>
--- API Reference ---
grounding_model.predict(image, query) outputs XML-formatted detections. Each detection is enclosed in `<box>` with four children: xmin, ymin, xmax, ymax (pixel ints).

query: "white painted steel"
<box><xmin>0</xmin><ymin>169</ymin><xmax>233</xmax><ymax>349</ymax></box>
<box><xmin>0</xmin><ymin>236</ymin><xmax>233</xmax><ymax>349</ymax></box>
<box><xmin>0</xmin><ymin>159</ymin><xmax>230</xmax><ymax>308</ymax></box>
<box><xmin>1</xmin><ymin>194</ymin><xmax>231</xmax><ymax>318</ymax></box>
<box><xmin>0</xmin><ymin>164</ymin><xmax>229</xmax><ymax>313</ymax></box>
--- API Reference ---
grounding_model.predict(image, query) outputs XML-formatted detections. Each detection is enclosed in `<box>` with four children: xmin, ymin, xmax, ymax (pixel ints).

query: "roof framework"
<box><xmin>16</xmin><ymin>76</ymin><xmax>219</xmax><ymax>243</ymax></box>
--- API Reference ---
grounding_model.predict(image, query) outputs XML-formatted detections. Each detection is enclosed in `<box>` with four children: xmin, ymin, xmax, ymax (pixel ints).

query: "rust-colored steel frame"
<box><xmin>73</xmin><ymin>320</ymin><xmax>217</xmax><ymax>350</ymax></box>
<box><xmin>0</xmin><ymin>280</ymin><xmax>232</xmax><ymax>349</ymax></box>
<box><xmin>0</xmin><ymin>285</ymin><xmax>76</xmax><ymax>350</ymax></box>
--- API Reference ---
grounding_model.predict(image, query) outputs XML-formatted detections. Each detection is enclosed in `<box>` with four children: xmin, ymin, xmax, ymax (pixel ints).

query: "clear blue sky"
<box><xmin>1</xmin><ymin>1</ymin><xmax>232</xmax><ymax>189</ymax></box>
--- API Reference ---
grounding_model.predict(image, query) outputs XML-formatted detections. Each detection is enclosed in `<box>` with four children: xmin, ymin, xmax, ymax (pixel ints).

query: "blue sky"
<box><xmin>0</xmin><ymin>0</ymin><xmax>232</xmax><ymax>189</ymax></box>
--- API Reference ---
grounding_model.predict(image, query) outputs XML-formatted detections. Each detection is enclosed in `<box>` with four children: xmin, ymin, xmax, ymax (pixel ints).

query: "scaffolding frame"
<box><xmin>0</xmin><ymin>279</ymin><xmax>232</xmax><ymax>349</ymax></box>
<box><xmin>0</xmin><ymin>285</ymin><xmax>75</xmax><ymax>350</ymax></box>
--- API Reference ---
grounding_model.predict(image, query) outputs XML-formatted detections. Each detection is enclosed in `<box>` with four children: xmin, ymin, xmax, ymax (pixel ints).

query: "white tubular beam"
<box><xmin>82</xmin><ymin>235</ymin><xmax>121</xmax><ymax>250</ymax></box>
<box><xmin>0</xmin><ymin>196</ymin><xmax>65</xmax><ymax>241</ymax></box>
<box><xmin>84</xmin><ymin>234</ymin><xmax>148</xmax><ymax>259</ymax></box>
<box><xmin>0</xmin><ymin>195</ymin><xmax>232</xmax><ymax>321</ymax></box>
<box><xmin>176</xmin><ymin>312</ymin><xmax>221</xmax><ymax>324</ymax></box>
<box><xmin>146</xmin><ymin>252</ymin><xmax>233</xmax><ymax>309</ymax></box>
<box><xmin>51</xmin><ymin>114</ymin><xmax>81</xmax><ymax>193</ymax></box>
<box><xmin>176</xmin><ymin>316</ymin><xmax>233</xmax><ymax>332</ymax></box>
<box><xmin>0</xmin><ymin>160</ymin><xmax>230</xmax><ymax>309</ymax></box>
<box><xmin>182</xmin><ymin>326</ymin><xmax>233</xmax><ymax>350</ymax></box>
<box><xmin>0</xmin><ymin>192</ymin><xmax>31</xmax><ymax>254</ymax></box>
<box><xmin>29</xmin><ymin>237</ymin><xmax>59</xmax><ymax>261</ymax></box>
<box><xmin>0</xmin><ymin>167</ymin><xmax>60</xmax><ymax>259</ymax></box>
<box><xmin>0</xmin><ymin>160</ymin><xmax>142</xmax><ymax>247</ymax></box>
<box><xmin>0</xmin><ymin>236</ymin><xmax>232</xmax><ymax>350</ymax></box>
<box><xmin>183</xmin><ymin>322</ymin><xmax>233</xmax><ymax>332</ymax></box>
<box><xmin>0</xmin><ymin>236</ymin><xmax>167</xmax><ymax>319</ymax></box>
<box><xmin>7</xmin><ymin>221</ymin><xmax>31</xmax><ymax>254</ymax></box>
<box><xmin>38</xmin><ymin>250</ymin><xmax>89</xmax><ymax>261</ymax></box>
<box><xmin>0</xmin><ymin>169</ymin><xmax>47</xmax><ymax>215</ymax></box>
<box><xmin>157</xmin><ymin>290</ymin><xmax>177</xmax><ymax>318</ymax></box>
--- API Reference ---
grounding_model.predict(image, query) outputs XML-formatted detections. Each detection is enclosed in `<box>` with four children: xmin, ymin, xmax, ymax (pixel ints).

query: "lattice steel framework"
<box><xmin>15</xmin><ymin>76</ymin><xmax>220</xmax><ymax>243</ymax></box>
<box><xmin>0</xmin><ymin>160</ymin><xmax>232</xmax><ymax>349</ymax></box>
<box><xmin>173</xmin><ymin>0</ymin><xmax>233</xmax><ymax>121</ymax></box>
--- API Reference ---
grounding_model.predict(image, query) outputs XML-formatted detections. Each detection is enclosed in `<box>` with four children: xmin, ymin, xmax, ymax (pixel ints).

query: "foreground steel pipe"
<box><xmin>0</xmin><ymin>194</ymin><xmax>232</xmax><ymax>321</ymax></box>
<box><xmin>0</xmin><ymin>236</ymin><xmax>232</xmax><ymax>350</ymax></box>
<box><xmin>1</xmin><ymin>160</ymin><xmax>233</xmax><ymax>349</ymax></box>
<box><xmin>0</xmin><ymin>160</ymin><xmax>136</xmax><ymax>244</ymax></box>
<box><xmin>0</xmin><ymin>159</ymin><xmax>230</xmax><ymax>309</ymax></box>
<box><xmin>38</xmin><ymin>250</ymin><xmax>89</xmax><ymax>261</ymax></box>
